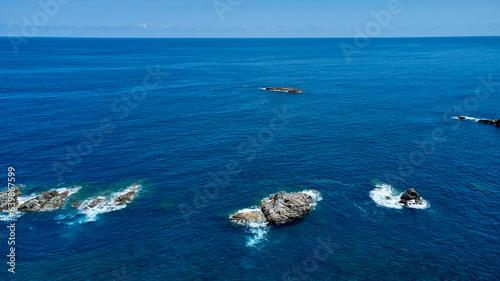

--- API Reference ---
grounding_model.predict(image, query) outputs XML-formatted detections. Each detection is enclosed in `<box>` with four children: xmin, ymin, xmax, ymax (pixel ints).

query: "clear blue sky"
<box><xmin>1</xmin><ymin>0</ymin><xmax>499</xmax><ymax>37</ymax></box>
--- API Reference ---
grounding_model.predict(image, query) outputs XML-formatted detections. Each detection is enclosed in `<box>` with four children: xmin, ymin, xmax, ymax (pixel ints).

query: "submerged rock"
<box><xmin>261</xmin><ymin>191</ymin><xmax>313</xmax><ymax>225</ymax></box>
<box><xmin>0</xmin><ymin>186</ymin><xmax>23</xmax><ymax>211</ymax></box>
<box><xmin>265</xmin><ymin>87</ymin><xmax>304</xmax><ymax>93</ymax></box>
<box><xmin>399</xmin><ymin>188</ymin><xmax>422</xmax><ymax>206</ymax></box>
<box><xmin>230</xmin><ymin>209</ymin><xmax>267</xmax><ymax>224</ymax></box>
<box><xmin>18</xmin><ymin>190</ymin><xmax>70</xmax><ymax>212</ymax></box>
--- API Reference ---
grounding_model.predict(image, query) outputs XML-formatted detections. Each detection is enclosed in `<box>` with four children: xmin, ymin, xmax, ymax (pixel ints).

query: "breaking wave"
<box><xmin>369</xmin><ymin>182</ymin><xmax>430</xmax><ymax>209</ymax></box>
<box><xmin>76</xmin><ymin>183</ymin><xmax>141</xmax><ymax>223</ymax></box>
<box><xmin>453</xmin><ymin>116</ymin><xmax>480</xmax><ymax>121</ymax></box>
<box><xmin>245</xmin><ymin>221</ymin><xmax>270</xmax><ymax>248</ymax></box>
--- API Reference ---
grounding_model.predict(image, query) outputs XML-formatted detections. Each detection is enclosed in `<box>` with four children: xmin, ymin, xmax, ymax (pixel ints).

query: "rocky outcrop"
<box><xmin>478</xmin><ymin>118</ymin><xmax>500</xmax><ymax>127</ymax></box>
<box><xmin>261</xmin><ymin>191</ymin><xmax>313</xmax><ymax>225</ymax></box>
<box><xmin>18</xmin><ymin>190</ymin><xmax>70</xmax><ymax>212</ymax></box>
<box><xmin>0</xmin><ymin>186</ymin><xmax>23</xmax><ymax>211</ymax></box>
<box><xmin>114</xmin><ymin>190</ymin><xmax>136</xmax><ymax>205</ymax></box>
<box><xmin>265</xmin><ymin>87</ymin><xmax>304</xmax><ymax>93</ymax></box>
<box><xmin>456</xmin><ymin>116</ymin><xmax>500</xmax><ymax>127</ymax></box>
<box><xmin>399</xmin><ymin>188</ymin><xmax>422</xmax><ymax>206</ymax></box>
<box><xmin>230</xmin><ymin>191</ymin><xmax>317</xmax><ymax>226</ymax></box>
<box><xmin>230</xmin><ymin>209</ymin><xmax>267</xmax><ymax>224</ymax></box>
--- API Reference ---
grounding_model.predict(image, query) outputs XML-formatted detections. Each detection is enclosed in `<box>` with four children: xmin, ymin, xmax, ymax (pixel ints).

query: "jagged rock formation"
<box><xmin>399</xmin><ymin>188</ymin><xmax>422</xmax><ymax>206</ymax></box>
<box><xmin>18</xmin><ymin>190</ymin><xmax>70</xmax><ymax>212</ymax></box>
<box><xmin>261</xmin><ymin>191</ymin><xmax>313</xmax><ymax>225</ymax></box>
<box><xmin>230</xmin><ymin>191</ymin><xmax>316</xmax><ymax>225</ymax></box>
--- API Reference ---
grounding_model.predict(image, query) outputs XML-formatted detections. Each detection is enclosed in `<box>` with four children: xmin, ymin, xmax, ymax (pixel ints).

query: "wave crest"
<box><xmin>369</xmin><ymin>183</ymin><xmax>430</xmax><ymax>209</ymax></box>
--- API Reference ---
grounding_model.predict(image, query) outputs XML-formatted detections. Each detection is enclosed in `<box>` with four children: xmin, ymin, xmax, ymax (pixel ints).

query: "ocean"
<box><xmin>0</xmin><ymin>37</ymin><xmax>499</xmax><ymax>280</ymax></box>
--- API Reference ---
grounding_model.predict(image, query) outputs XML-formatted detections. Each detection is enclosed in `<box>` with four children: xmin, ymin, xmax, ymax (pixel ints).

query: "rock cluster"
<box><xmin>230</xmin><ymin>191</ymin><xmax>316</xmax><ymax>225</ymax></box>
<box><xmin>115</xmin><ymin>190</ymin><xmax>136</xmax><ymax>205</ymax></box>
<box><xmin>265</xmin><ymin>87</ymin><xmax>304</xmax><ymax>93</ymax></box>
<box><xmin>0</xmin><ymin>183</ymin><xmax>140</xmax><ymax>213</ymax></box>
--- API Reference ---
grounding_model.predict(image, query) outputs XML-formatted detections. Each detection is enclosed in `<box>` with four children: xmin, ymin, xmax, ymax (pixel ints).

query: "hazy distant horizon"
<box><xmin>2</xmin><ymin>0</ymin><xmax>499</xmax><ymax>38</ymax></box>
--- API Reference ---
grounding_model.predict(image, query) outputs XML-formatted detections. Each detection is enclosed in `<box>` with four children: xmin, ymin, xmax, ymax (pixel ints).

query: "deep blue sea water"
<box><xmin>0</xmin><ymin>37</ymin><xmax>499</xmax><ymax>280</ymax></box>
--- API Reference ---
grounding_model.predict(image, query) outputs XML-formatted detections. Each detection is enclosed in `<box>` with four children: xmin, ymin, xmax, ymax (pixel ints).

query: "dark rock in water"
<box><xmin>261</xmin><ymin>191</ymin><xmax>313</xmax><ymax>225</ymax></box>
<box><xmin>478</xmin><ymin>119</ymin><xmax>500</xmax><ymax>127</ymax></box>
<box><xmin>399</xmin><ymin>188</ymin><xmax>422</xmax><ymax>206</ymax></box>
<box><xmin>265</xmin><ymin>87</ymin><xmax>304</xmax><ymax>93</ymax></box>
<box><xmin>456</xmin><ymin>116</ymin><xmax>500</xmax><ymax>127</ymax></box>
<box><xmin>18</xmin><ymin>190</ymin><xmax>70</xmax><ymax>212</ymax></box>
<box><xmin>114</xmin><ymin>190</ymin><xmax>136</xmax><ymax>205</ymax></box>
<box><xmin>230</xmin><ymin>209</ymin><xmax>267</xmax><ymax>224</ymax></box>
<box><xmin>0</xmin><ymin>186</ymin><xmax>23</xmax><ymax>211</ymax></box>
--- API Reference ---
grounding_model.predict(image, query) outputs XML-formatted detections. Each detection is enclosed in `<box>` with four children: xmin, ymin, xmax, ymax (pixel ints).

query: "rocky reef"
<box><xmin>230</xmin><ymin>191</ymin><xmax>318</xmax><ymax>225</ymax></box>
<box><xmin>265</xmin><ymin>87</ymin><xmax>304</xmax><ymax>93</ymax></box>
<box><xmin>399</xmin><ymin>188</ymin><xmax>422</xmax><ymax>206</ymax></box>
<box><xmin>18</xmin><ymin>189</ymin><xmax>73</xmax><ymax>212</ymax></box>
<box><xmin>0</xmin><ymin>183</ymin><xmax>140</xmax><ymax>217</ymax></box>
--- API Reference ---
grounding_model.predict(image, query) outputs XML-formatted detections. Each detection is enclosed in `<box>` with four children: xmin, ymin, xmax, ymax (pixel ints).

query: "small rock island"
<box><xmin>265</xmin><ymin>87</ymin><xmax>304</xmax><ymax>93</ymax></box>
<box><xmin>230</xmin><ymin>191</ymin><xmax>317</xmax><ymax>225</ymax></box>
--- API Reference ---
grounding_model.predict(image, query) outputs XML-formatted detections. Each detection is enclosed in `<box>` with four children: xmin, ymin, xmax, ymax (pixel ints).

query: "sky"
<box><xmin>1</xmin><ymin>0</ymin><xmax>499</xmax><ymax>38</ymax></box>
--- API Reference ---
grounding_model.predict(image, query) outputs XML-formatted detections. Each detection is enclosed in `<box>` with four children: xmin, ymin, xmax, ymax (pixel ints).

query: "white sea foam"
<box><xmin>453</xmin><ymin>116</ymin><xmax>480</xmax><ymax>121</ymax></box>
<box><xmin>246</xmin><ymin>222</ymin><xmax>270</xmax><ymax>247</ymax></box>
<box><xmin>406</xmin><ymin>198</ymin><xmax>431</xmax><ymax>209</ymax></box>
<box><xmin>301</xmin><ymin>189</ymin><xmax>323</xmax><ymax>208</ymax></box>
<box><xmin>369</xmin><ymin>183</ymin><xmax>404</xmax><ymax>209</ymax></box>
<box><xmin>56</xmin><ymin>186</ymin><xmax>81</xmax><ymax>197</ymax></box>
<box><xmin>77</xmin><ymin>183</ymin><xmax>141</xmax><ymax>223</ymax></box>
<box><xmin>369</xmin><ymin>183</ymin><xmax>430</xmax><ymax>209</ymax></box>
<box><xmin>229</xmin><ymin>207</ymin><xmax>270</xmax><ymax>247</ymax></box>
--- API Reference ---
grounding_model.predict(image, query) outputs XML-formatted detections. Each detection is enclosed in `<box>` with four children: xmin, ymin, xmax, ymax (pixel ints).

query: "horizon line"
<box><xmin>2</xmin><ymin>35</ymin><xmax>500</xmax><ymax>39</ymax></box>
